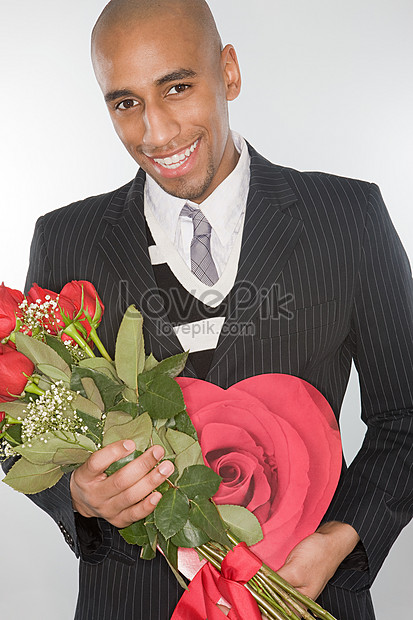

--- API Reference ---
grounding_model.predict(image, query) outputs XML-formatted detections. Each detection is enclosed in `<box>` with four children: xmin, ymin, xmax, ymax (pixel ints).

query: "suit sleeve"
<box><xmin>7</xmin><ymin>216</ymin><xmax>114</xmax><ymax>564</ymax></box>
<box><xmin>323</xmin><ymin>183</ymin><xmax>413</xmax><ymax>586</ymax></box>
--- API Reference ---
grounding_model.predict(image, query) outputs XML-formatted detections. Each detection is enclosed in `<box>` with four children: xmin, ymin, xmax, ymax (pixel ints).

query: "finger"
<box><xmin>104</xmin><ymin>445</ymin><xmax>169</xmax><ymax>497</ymax></box>
<box><xmin>83</xmin><ymin>441</ymin><xmax>163</xmax><ymax>481</ymax></box>
<box><xmin>111</xmin><ymin>490</ymin><xmax>164</xmax><ymax>528</ymax></box>
<box><xmin>109</xmin><ymin>458</ymin><xmax>175</xmax><ymax>513</ymax></box>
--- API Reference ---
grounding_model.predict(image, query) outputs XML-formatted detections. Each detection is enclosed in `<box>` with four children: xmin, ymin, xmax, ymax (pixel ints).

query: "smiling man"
<box><xmin>20</xmin><ymin>0</ymin><xmax>413</xmax><ymax>619</ymax></box>
<box><xmin>91</xmin><ymin>1</ymin><xmax>240</xmax><ymax>204</ymax></box>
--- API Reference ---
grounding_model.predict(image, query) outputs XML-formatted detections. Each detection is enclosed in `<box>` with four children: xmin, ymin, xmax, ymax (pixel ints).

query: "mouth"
<box><xmin>150</xmin><ymin>139</ymin><xmax>199</xmax><ymax>171</ymax></box>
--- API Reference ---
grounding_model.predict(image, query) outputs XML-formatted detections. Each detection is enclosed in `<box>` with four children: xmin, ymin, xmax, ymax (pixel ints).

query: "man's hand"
<box><xmin>70</xmin><ymin>440</ymin><xmax>174</xmax><ymax>528</ymax></box>
<box><xmin>276</xmin><ymin>521</ymin><xmax>360</xmax><ymax>601</ymax></box>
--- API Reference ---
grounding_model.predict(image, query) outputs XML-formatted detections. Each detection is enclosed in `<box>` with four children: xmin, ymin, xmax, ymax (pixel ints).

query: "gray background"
<box><xmin>0</xmin><ymin>1</ymin><xmax>412</xmax><ymax>617</ymax></box>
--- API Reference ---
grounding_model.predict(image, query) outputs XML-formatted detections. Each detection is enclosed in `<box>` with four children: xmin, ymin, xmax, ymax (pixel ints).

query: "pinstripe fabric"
<box><xmin>20</xmin><ymin>144</ymin><xmax>412</xmax><ymax>619</ymax></box>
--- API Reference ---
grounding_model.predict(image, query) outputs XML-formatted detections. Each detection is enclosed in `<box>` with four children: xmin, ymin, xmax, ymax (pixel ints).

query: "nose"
<box><xmin>141</xmin><ymin>101</ymin><xmax>180</xmax><ymax>149</ymax></box>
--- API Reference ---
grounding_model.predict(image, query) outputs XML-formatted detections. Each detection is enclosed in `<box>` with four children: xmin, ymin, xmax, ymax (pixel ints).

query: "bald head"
<box><xmin>92</xmin><ymin>0</ymin><xmax>222</xmax><ymax>57</ymax></box>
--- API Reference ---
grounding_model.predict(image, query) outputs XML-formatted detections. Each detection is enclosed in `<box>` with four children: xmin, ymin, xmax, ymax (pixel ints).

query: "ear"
<box><xmin>221</xmin><ymin>44</ymin><xmax>241</xmax><ymax>101</ymax></box>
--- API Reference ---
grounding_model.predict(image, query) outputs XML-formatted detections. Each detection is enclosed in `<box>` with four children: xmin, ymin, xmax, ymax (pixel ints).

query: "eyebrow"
<box><xmin>104</xmin><ymin>69</ymin><xmax>197</xmax><ymax>103</ymax></box>
<box><xmin>154</xmin><ymin>68</ymin><xmax>197</xmax><ymax>87</ymax></box>
<box><xmin>104</xmin><ymin>88</ymin><xmax>135</xmax><ymax>103</ymax></box>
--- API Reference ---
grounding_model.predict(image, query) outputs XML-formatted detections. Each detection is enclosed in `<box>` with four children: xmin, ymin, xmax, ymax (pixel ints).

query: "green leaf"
<box><xmin>15</xmin><ymin>431</ymin><xmax>97</xmax><ymax>465</ymax></box>
<box><xmin>189</xmin><ymin>497</ymin><xmax>231</xmax><ymax>547</ymax></box>
<box><xmin>140</xmin><ymin>543</ymin><xmax>157</xmax><ymax>560</ymax></box>
<box><xmin>139</xmin><ymin>375</ymin><xmax>185</xmax><ymax>420</ymax></box>
<box><xmin>123</xmin><ymin>386</ymin><xmax>138</xmax><ymax>403</ymax></box>
<box><xmin>144</xmin><ymin>512</ymin><xmax>158</xmax><ymax>551</ymax></box>
<box><xmin>36</xmin><ymin>364</ymin><xmax>71</xmax><ymax>385</ymax></box>
<box><xmin>165</xmin><ymin>428</ymin><xmax>195</xmax><ymax>454</ymax></box>
<box><xmin>71</xmin><ymin>366</ymin><xmax>123</xmax><ymax>410</ymax></box>
<box><xmin>119</xmin><ymin>520</ymin><xmax>149</xmax><ymax>546</ymax></box>
<box><xmin>157</xmin><ymin>532</ymin><xmax>179</xmax><ymax>570</ymax></box>
<box><xmin>45</xmin><ymin>334</ymin><xmax>72</xmax><ymax>365</ymax></box>
<box><xmin>15</xmin><ymin>332</ymin><xmax>71</xmax><ymax>378</ymax></box>
<box><xmin>217</xmin><ymin>505</ymin><xmax>264</xmax><ymax>546</ymax></box>
<box><xmin>174</xmin><ymin>442</ymin><xmax>204</xmax><ymax>475</ymax></box>
<box><xmin>79</xmin><ymin>357</ymin><xmax>118</xmax><ymax>379</ymax></box>
<box><xmin>102</xmin><ymin>412</ymin><xmax>152</xmax><ymax>451</ymax></box>
<box><xmin>171</xmin><ymin>519</ymin><xmax>210</xmax><ymax>548</ymax></box>
<box><xmin>52</xmin><ymin>447</ymin><xmax>92</xmax><ymax>466</ymax></box>
<box><xmin>175</xmin><ymin>410</ymin><xmax>198</xmax><ymax>441</ymax></box>
<box><xmin>3</xmin><ymin>458</ymin><xmax>63</xmax><ymax>494</ymax></box>
<box><xmin>0</xmin><ymin>401</ymin><xmax>28</xmax><ymax>419</ymax></box>
<box><xmin>105</xmin><ymin>450</ymin><xmax>143</xmax><ymax>476</ymax></box>
<box><xmin>4</xmin><ymin>423</ymin><xmax>22</xmax><ymax>445</ymax></box>
<box><xmin>115</xmin><ymin>305</ymin><xmax>145</xmax><ymax>390</ymax></box>
<box><xmin>177</xmin><ymin>465</ymin><xmax>221</xmax><ymax>500</ymax></box>
<box><xmin>139</xmin><ymin>352</ymin><xmax>189</xmax><ymax>391</ymax></box>
<box><xmin>81</xmin><ymin>377</ymin><xmax>105</xmax><ymax>411</ymax></box>
<box><xmin>107</xmin><ymin>400</ymin><xmax>139</xmax><ymax>418</ymax></box>
<box><xmin>75</xmin><ymin>410</ymin><xmax>103</xmax><ymax>445</ymax></box>
<box><xmin>157</xmin><ymin>533</ymin><xmax>188</xmax><ymax>589</ymax></box>
<box><xmin>72</xmin><ymin>393</ymin><xmax>102</xmax><ymax>420</ymax></box>
<box><xmin>144</xmin><ymin>353</ymin><xmax>159</xmax><ymax>372</ymax></box>
<box><xmin>104</xmin><ymin>410</ymin><xmax>133</xmax><ymax>433</ymax></box>
<box><xmin>152</xmin><ymin>428</ymin><xmax>175</xmax><ymax>459</ymax></box>
<box><xmin>154</xmin><ymin>487</ymin><xmax>189</xmax><ymax>540</ymax></box>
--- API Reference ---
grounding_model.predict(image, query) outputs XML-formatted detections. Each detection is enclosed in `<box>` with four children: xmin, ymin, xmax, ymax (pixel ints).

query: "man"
<box><xmin>19</xmin><ymin>0</ymin><xmax>413</xmax><ymax>619</ymax></box>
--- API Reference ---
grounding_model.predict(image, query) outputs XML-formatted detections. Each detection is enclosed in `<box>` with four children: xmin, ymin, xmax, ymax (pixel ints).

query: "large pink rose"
<box><xmin>176</xmin><ymin>374</ymin><xmax>342</xmax><ymax>573</ymax></box>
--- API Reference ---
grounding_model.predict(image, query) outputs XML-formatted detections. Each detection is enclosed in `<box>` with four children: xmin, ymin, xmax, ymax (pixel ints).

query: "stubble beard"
<box><xmin>148</xmin><ymin>156</ymin><xmax>216</xmax><ymax>203</ymax></box>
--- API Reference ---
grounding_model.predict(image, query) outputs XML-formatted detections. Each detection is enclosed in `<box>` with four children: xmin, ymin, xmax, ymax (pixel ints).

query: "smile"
<box><xmin>153</xmin><ymin>140</ymin><xmax>199</xmax><ymax>169</ymax></box>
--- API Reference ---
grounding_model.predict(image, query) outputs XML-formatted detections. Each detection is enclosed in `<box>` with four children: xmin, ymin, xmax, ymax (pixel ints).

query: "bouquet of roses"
<box><xmin>0</xmin><ymin>281</ymin><xmax>342</xmax><ymax>620</ymax></box>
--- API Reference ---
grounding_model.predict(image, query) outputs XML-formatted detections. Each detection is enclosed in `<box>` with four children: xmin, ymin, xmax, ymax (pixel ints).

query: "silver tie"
<box><xmin>180</xmin><ymin>204</ymin><xmax>219</xmax><ymax>286</ymax></box>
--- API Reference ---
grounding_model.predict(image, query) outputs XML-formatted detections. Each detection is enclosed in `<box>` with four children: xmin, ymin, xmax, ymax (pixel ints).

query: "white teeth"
<box><xmin>153</xmin><ymin>139</ymin><xmax>199</xmax><ymax>169</ymax></box>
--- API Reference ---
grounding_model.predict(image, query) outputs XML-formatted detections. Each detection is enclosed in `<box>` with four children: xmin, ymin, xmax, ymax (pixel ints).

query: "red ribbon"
<box><xmin>171</xmin><ymin>543</ymin><xmax>263</xmax><ymax>620</ymax></box>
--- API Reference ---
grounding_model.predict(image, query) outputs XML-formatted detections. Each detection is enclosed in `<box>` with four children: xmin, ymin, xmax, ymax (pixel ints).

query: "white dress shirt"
<box><xmin>144</xmin><ymin>131</ymin><xmax>250</xmax><ymax>351</ymax></box>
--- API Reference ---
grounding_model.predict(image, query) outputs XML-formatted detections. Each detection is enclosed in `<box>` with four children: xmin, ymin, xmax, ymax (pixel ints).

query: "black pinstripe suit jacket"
<box><xmin>21</xmin><ymin>144</ymin><xmax>413</xmax><ymax>620</ymax></box>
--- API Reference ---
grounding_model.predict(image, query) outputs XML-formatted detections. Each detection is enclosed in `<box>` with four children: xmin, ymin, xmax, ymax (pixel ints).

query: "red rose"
<box><xmin>0</xmin><ymin>342</ymin><xmax>35</xmax><ymax>402</ymax></box>
<box><xmin>176</xmin><ymin>374</ymin><xmax>342</xmax><ymax>573</ymax></box>
<box><xmin>0</xmin><ymin>283</ymin><xmax>24</xmax><ymax>340</ymax></box>
<box><xmin>0</xmin><ymin>411</ymin><xmax>5</xmax><ymax>424</ymax></box>
<box><xmin>60</xmin><ymin>280</ymin><xmax>104</xmax><ymax>337</ymax></box>
<box><xmin>26</xmin><ymin>283</ymin><xmax>75</xmax><ymax>335</ymax></box>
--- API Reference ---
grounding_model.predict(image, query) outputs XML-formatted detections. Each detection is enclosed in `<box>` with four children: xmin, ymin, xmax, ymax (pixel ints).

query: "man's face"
<box><xmin>93</xmin><ymin>14</ymin><xmax>240</xmax><ymax>202</ymax></box>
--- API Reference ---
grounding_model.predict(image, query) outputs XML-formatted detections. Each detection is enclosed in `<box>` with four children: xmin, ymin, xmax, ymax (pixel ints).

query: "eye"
<box><xmin>167</xmin><ymin>84</ymin><xmax>190</xmax><ymax>95</ymax></box>
<box><xmin>116</xmin><ymin>99</ymin><xmax>139</xmax><ymax>111</ymax></box>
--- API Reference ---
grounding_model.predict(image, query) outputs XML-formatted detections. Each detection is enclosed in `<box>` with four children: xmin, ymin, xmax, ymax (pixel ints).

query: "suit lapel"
<box><xmin>97</xmin><ymin>145</ymin><xmax>303</xmax><ymax>381</ymax></box>
<box><xmin>96</xmin><ymin>170</ymin><xmax>196</xmax><ymax>374</ymax></box>
<box><xmin>207</xmin><ymin>145</ymin><xmax>303</xmax><ymax>377</ymax></box>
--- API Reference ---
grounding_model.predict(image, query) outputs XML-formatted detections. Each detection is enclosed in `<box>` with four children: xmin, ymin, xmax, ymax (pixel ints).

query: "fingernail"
<box><xmin>158</xmin><ymin>461</ymin><xmax>174</xmax><ymax>476</ymax></box>
<box><xmin>123</xmin><ymin>440</ymin><xmax>136</xmax><ymax>451</ymax></box>
<box><xmin>153</xmin><ymin>445</ymin><xmax>164</xmax><ymax>461</ymax></box>
<box><xmin>150</xmin><ymin>492</ymin><xmax>162</xmax><ymax>506</ymax></box>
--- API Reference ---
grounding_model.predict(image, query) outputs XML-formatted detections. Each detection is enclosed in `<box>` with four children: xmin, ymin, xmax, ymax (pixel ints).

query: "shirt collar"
<box><xmin>145</xmin><ymin>131</ymin><xmax>250</xmax><ymax>245</ymax></box>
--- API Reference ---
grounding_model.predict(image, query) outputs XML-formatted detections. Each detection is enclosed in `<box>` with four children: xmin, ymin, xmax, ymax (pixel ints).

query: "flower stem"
<box><xmin>88</xmin><ymin>327</ymin><xmax>112</xmax><ymax>362</ymax></box>
<box><xmin>261</xmin><ymin>567</ymin><xmax>337</xmax><ymax>620</ymax></box>
<box><xmin>63</xmin><ymin>323</ymin><xmax>95</xmax><ymax>358</ymax></box>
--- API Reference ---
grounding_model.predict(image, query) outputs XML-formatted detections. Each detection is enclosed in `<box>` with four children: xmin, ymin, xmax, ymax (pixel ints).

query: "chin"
<box><xmin>154</xmin><ymin>166</ymin><xmax>215</xmax><ymax>202</ymax></box>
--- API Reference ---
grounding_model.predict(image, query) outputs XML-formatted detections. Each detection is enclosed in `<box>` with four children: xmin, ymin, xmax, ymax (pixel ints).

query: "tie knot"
<box><xmin>180</xmin><ymin>204</ymin><xmax>211</xmax><ymax>238</ymax></box>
